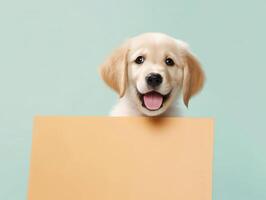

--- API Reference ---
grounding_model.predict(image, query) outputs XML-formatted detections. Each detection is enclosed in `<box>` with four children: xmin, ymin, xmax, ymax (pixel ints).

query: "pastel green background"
<box><xmin>0</xmin><ymin>0</ymin><xmax>265</xmax><ymax>199</ymax></box>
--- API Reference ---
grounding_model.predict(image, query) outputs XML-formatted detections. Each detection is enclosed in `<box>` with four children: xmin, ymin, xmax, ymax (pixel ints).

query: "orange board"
<box><xmin>28</xmin><ymin>117</ymin><xmax>214</xmax><ymax>200</ymax></box>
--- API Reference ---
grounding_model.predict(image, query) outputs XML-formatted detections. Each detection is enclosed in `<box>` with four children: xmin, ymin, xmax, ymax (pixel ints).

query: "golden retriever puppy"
<box><xmin>100</xmin><ymin>32</ymin><xmax>205</xmax><ymax>116</ymax></box>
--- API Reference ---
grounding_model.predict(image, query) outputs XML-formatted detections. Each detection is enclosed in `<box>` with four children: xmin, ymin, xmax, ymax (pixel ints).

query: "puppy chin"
<box><xmin>138</xmin><ymin>105</ymin><xmax>168</xmax><ymax>116</ymax></box>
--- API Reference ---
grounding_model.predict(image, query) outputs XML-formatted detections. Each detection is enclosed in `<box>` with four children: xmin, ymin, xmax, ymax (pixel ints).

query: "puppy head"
<box><xmin>100</xmin><ymin>33</ymin><xmax>205</xmax><ymax>116</ymax></box>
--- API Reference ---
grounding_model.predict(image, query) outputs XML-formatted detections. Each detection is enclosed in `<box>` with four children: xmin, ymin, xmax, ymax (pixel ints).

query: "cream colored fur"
<box><xmin>100</xmin><ymin>33</ymin><xmax>205</xmax><ymax>116</ymax></box>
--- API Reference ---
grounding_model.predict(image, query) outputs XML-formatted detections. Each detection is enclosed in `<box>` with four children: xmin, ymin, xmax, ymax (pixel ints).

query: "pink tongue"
<box><xmin>143</xmin><ymin>92</ymin><xmax>163</xmax><ymax>110</ymax></box>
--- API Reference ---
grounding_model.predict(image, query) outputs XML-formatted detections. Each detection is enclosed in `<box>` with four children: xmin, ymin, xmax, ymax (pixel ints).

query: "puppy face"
<box><xmin>100</xmin><ymin>33</ymin><xmax>204</xmax><ymax>116</ymax></box>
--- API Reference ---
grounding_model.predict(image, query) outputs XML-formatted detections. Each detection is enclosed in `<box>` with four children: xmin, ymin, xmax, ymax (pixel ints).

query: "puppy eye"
<box><xmin>135</xmin><ymin>56</ymin><xmax>145</xmax><ymax>64</ymax></box>
<box><xmin>165</xmin><ymin>58</ymin><xmax>175</xmax><ymax>66</ymax></box>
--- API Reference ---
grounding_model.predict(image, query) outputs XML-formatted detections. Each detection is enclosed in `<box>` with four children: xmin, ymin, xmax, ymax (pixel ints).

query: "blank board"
<box><xmin>28</xmin><ymin>117</ymin><xmax>214</xmax><ymax>200</ymax></box>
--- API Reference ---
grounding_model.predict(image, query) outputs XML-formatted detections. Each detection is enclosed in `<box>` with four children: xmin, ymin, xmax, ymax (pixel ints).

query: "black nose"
<box><xmin>145</xmin><ymin>73</ymin><xmax>163</xmax><ymax>88</ymax></box>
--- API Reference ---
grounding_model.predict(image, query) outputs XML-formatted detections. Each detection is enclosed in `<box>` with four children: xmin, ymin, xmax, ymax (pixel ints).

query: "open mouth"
<box><xmin>137</xmin><ymin>90</ymin><xmax>171</xmax><ymax>111</ymax></box>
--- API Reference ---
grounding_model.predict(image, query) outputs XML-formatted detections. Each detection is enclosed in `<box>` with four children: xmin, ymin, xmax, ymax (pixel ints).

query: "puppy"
<box><xmin>100</xmin><ymin>32</ymin><xmax>205</xmax><ymax>116</ymax></box>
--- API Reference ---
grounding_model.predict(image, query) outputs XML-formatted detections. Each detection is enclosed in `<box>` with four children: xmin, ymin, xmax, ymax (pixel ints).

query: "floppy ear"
<box><xmin>179</xmin><ymin>42</ymin><xmax>205</xmax><ymax>107</ymax></box>
<box><xmin>100</xmin><ymin>42</ymin><xmax>129</xmax><ymax>97</ymax></box>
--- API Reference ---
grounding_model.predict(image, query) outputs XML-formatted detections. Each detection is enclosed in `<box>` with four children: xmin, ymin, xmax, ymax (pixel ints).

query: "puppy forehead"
<box><xmin>129</xmin><ymin>33</ymin><xmax>179</xmax><ymax>54</ymax></box>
